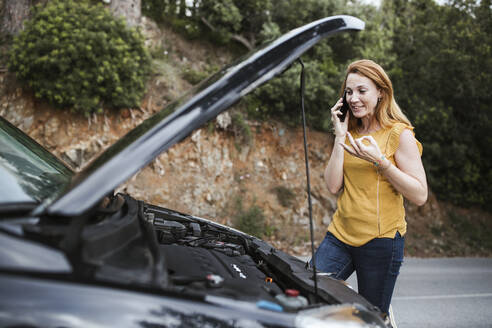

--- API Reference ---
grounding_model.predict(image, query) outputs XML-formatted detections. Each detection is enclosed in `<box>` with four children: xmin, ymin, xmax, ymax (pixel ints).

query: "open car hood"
<box><xmin>41</xmin><ymin>15</ymin><xmax>364</xmax><ymax>217</ymax></box>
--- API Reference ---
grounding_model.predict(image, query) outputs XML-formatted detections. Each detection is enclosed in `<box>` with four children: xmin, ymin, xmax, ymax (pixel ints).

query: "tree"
<box><xmin>108</xmin><ymin>0</ymin><xmax>141</xmax><ymax>27</ymax></box>
<box><xmin>1</xmin><ymin>0</ymin><xmax>32</xmax><ymax>36</ymax></box>
<box><xmin>390</xmin><ymin>0</ymin><xmax>492</xmax><ymax>208</ymax></box>
<box><xmin>1</xmin><ymin>0</ymin><xmax>142</xmax><ymax>36</ymax></box>
<box><xmin>142</xmin><ymin>0</ymin><xmax>273</xmax><ymax>50</ymax></box>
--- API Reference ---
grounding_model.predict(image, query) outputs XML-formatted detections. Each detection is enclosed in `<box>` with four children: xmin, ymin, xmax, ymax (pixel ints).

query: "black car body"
<box><xmin>0</xmin><ymin>15</ymin><xmax>389</xmax><ymax>327</ymax></box>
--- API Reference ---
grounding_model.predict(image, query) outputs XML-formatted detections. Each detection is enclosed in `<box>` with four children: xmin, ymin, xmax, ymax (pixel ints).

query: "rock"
<box><xmin>287</xmin><ymin>160</ymin><xmax>298</xmax><ymax>174</ymax></box>
<box><xmin>62</xmin><ymin>148</ymin><xmax>83</xmax><ymax>168</ymax></box>
<box><xmin>191</xmin><ymin>130</ymin><xmax>202</xmax><ymax>151</ymax></box>
<box><xmin>44</xmin><ymin>117</ymin><xmax>60</xmax><ymax>138</ymax></box>
<box><xmin>121</xmin><ymin>108</ymin><xmax>131</xmax><ymax>119</ymax></box>
<box><xmin>322</xmin><ymin>215</ymin><xmax>332</xmax><ymax>226</ymax></box>
<box><xmin>293</xmin><ymin>215</ymin><xmax>310</xmax><ymax>226</ymax></box>
<box><xmin>216</xmin><ymin>112</ymin><xmax>231</xmax><ymax>130</ymax></box>
<box><xmin>255</xmin><ymin>160</ymin><xmax>268</xmax><ymax>172</ymax></box>
<box><xmin>152</xmin><ymin>158</ymin><xmax>165</xmax><ymax>176</ymax></box>
<box><xmin>21</xmin><ymin>116</ymin><xmax>33</xmax><ymax>131</ymax></box>
<box><xmin>310</xmin><ymin>149</ymin><xmax>326</xmax><ymax>161</ymax></box>
<box><xmin>239</xmin><ymin>145</ymin><xmax>250</xmax><ymax>162</ymax></box>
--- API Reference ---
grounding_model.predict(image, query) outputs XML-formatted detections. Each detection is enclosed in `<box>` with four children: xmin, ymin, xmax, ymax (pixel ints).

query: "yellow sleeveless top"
<box><xmin>327</xmin><ymin>122</ymin><xmax>423</xmax><ymax>247</ymax></box>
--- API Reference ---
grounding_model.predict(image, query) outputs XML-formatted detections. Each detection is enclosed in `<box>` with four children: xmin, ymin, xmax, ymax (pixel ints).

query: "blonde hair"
<box><xmin>341</xmin><ymin>59</ymin><xmax>412</xmax><ymax>131</ymax></box>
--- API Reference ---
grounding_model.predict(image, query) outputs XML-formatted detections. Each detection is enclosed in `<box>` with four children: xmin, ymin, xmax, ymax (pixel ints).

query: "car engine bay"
<box><xmin>3</xmin><ymin>192</ymin><xmax>380</xmax><ymax>320</ymax></box>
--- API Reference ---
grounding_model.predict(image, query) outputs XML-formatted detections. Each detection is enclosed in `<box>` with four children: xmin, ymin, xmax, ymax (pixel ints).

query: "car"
<box><xmin>0</xmin><ymin>15</ymin><xmax>390</xmax><ymax>328</ymax></box>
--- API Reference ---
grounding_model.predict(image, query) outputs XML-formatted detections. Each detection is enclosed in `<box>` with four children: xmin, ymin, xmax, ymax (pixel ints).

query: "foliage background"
<box><xmin>142</xmin><ymin>0</ymin><xmax>491</xmax><ymax>211</ymax></box>
<box><xmin>4</xmin><ymin>0</ymin><xmax>492</xmax><ymax>210</ymax></box>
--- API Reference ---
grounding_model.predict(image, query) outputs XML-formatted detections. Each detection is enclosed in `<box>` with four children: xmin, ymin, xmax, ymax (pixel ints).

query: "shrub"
<box><xmin>271</xmin><ymin>185</ymin><xmax>296</xmax><ymax>208</ymax></box>
<box><xmin>8</xmin><ymin>0</ymin><xmax>151</xmax><ymax>115</ymax></box>
<box><xmin>233</xmin><ymin>197</ymin><xmax>266</xmax><ymax>238</ymax></box>
<box><xmin>181</xmin><ymin>63</ymin><xmax>219</xmax><ymax>85</ymax></box>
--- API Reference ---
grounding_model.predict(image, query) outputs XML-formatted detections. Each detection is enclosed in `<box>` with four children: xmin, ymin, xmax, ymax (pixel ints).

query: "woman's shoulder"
<box><xmin>386</xmin><ymin>122</ymin><xmax>422</xmax><ymax>156</ymax></box>
<box><xmin>388</xmin><ymin>122</ymin><xmax>413</xmax><ymax>133</ymax></box>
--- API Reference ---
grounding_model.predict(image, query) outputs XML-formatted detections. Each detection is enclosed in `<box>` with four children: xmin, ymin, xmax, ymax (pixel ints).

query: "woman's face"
<box><xmin>345</xmin><ymin>72</ymin><xmax>381</xmax><ymax>119</ymax></box>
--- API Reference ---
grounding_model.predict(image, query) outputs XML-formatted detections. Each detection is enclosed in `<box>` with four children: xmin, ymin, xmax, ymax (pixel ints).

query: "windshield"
<box><xmin>0</xmin><ymin>118</ymin><xmax>73</xmax><ymax>209</ymax></box>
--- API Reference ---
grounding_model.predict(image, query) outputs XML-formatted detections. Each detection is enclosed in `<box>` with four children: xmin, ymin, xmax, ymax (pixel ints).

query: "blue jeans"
<box><xmin>312</xmin><ymin>231</ymin><xmax>404</xmax><ymax>314</ymax></box>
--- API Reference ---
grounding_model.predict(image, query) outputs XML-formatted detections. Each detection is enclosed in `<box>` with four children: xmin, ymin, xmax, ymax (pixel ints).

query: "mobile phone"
<box><xmin>338</xmin><ymin>90</ymin><xmax>349</xmax><ymax>122</ymax></box>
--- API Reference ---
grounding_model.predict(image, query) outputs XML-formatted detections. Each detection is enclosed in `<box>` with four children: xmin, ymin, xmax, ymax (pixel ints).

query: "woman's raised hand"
<box><xmin>342</xmin><ymin>132</ymin><xmax>383</xmax><ymax>164</ymax></box>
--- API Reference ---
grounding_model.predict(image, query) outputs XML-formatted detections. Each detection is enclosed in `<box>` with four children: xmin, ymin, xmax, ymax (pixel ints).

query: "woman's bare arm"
<box><xmin>381</xmin><ymin>129</ymin><xmax>428</xmax><ymax>205</ymax></box>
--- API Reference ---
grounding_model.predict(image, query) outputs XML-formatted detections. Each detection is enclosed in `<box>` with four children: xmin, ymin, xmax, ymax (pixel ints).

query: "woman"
<box><xmin>314</xmin><ymin>59</ymin><xmax>428</xmax><ymax>319</ymax></box>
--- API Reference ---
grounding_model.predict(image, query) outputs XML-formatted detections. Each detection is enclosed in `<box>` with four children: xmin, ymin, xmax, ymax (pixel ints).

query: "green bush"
<box><xmin>271</xmin><ymin>186</ymin><xmax>296</xmax><ymax>208</ymax></box>
<box><xmin>8</xmin><ymin>0</ymin><xmax>151</xmax><ymax>115</ymax></box>
<box><xmin>181</xmin><ymin>63</ymin><xmax>219</xmax><ymax>85</ymax></box>
<box><xmin>233</xmin><ymin>197</ymin><xmax>266</xmax><ymax>238</ymax></box>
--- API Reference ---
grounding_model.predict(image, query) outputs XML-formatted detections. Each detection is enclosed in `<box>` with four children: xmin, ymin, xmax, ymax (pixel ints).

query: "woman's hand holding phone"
<box><xmin>330</xmin><ymin>94</ymin><xmax>349</xmax><ymax>138</ymax></box>
<box><xmin>338</xmin><ymin>91</ymin><xmax>350</xmax><ymax>122</ymax></box>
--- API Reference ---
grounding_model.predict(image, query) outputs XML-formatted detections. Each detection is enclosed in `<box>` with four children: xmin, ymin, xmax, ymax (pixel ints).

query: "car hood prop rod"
<box><xmin>297</xmin><ymin>58</ymin><xmax>318</xmax><ymax>301</ymax></box>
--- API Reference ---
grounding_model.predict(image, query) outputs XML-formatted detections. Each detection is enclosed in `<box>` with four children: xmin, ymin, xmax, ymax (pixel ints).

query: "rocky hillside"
<box><xmin>1</xmin><ymin>18</ymin><xmax>491</xmax><ymax>257</ymax></box>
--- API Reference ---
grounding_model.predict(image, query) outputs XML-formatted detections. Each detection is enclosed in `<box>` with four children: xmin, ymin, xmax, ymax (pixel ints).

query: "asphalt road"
<box><xmin>343</xmin><ymin>257</ymin><xmax>492</xmax><ymax>328</ymax></box>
